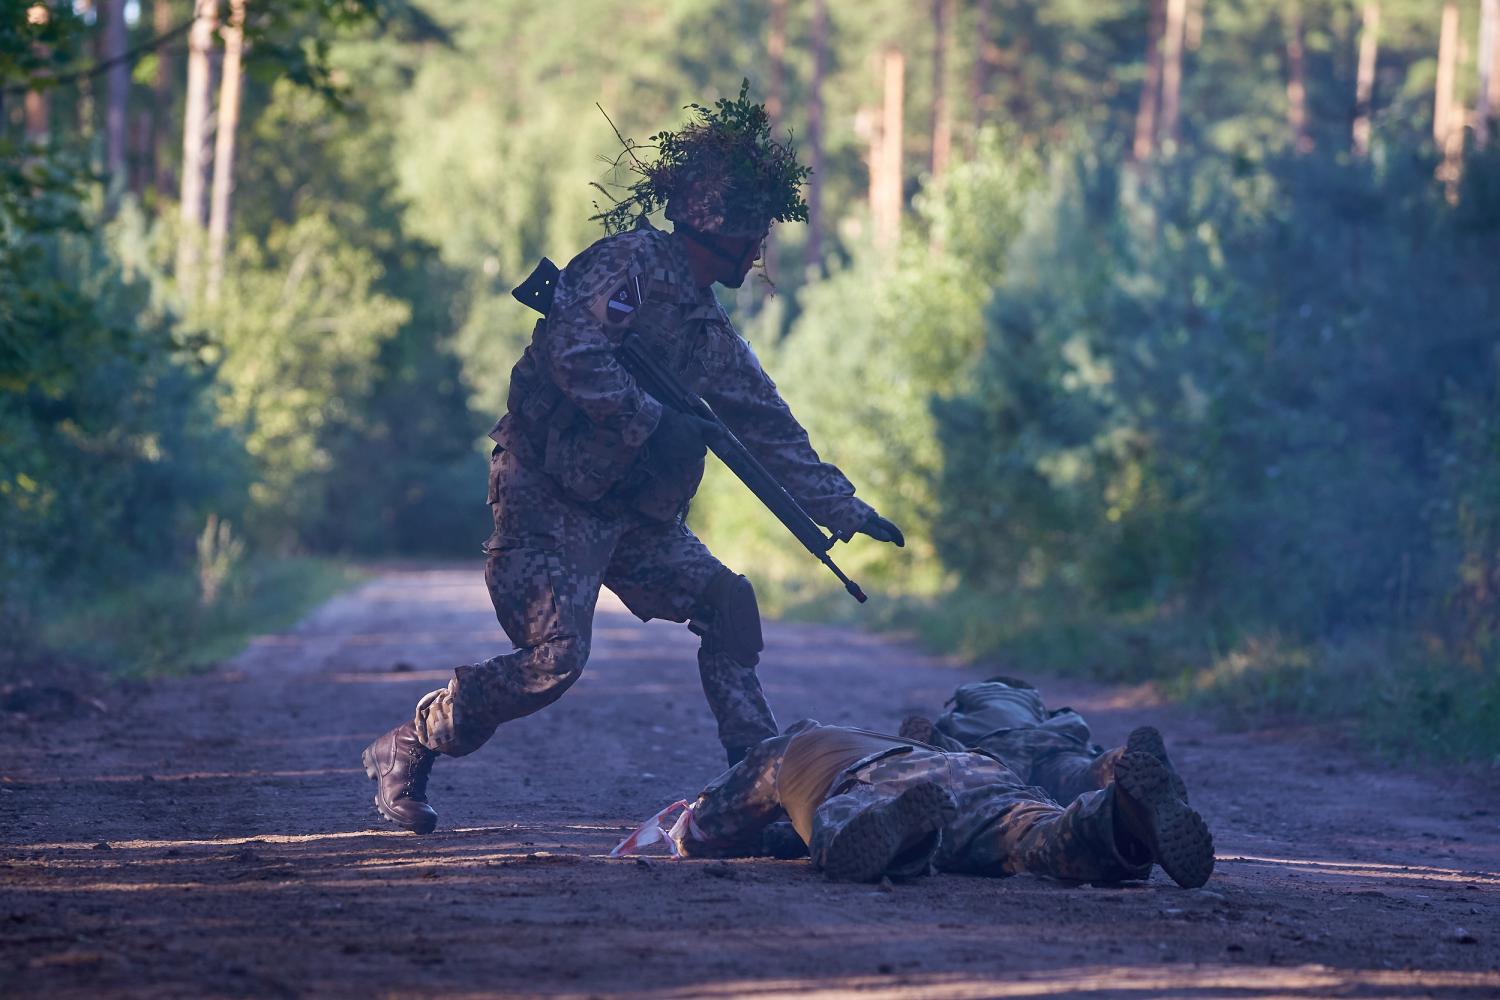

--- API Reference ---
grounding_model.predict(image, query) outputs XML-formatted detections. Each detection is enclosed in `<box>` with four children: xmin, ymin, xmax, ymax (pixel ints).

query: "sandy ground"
<box><xmin>2</xmin><ymin>566</ymin><xmax>1498</xmax><ymax>999</ymax></box>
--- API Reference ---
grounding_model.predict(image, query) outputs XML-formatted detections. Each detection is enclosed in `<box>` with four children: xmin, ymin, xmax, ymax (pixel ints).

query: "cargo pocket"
<box><xmin>482</xmin><ymin>489</ymin><xmax>573</xmax><ymax>648</ymax></box>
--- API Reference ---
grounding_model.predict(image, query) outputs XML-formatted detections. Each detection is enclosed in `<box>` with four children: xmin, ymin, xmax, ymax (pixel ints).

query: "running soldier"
<box><xmin>362</xmin><ymin>85</ymin><xmax>902</xmax><ymax>833</ymax></box>
<box><xmin>665</xmin><ymin>719</ymin><xmax>1215</xmax><ymax>887</ymax></box>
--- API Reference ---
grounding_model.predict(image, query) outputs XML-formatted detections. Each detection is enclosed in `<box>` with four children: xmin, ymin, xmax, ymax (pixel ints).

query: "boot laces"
<box><xmin>402</xmin><ymin>741</ymin><xmax>435</xmax><ymax>798</ymax></box>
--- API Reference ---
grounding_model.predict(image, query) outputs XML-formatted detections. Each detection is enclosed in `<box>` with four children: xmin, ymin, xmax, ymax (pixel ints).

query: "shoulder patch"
<box><xmin>590</xmin><ymin>274</ymin><xmax>644</xmax><ymax>326</ymax></box>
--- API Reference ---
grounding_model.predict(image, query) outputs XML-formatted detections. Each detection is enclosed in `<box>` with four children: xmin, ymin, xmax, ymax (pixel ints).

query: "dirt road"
<box><xmin>2</xmin><ymin>567</ymin><xmax>1498</xmax><ymax>998</ymax></box>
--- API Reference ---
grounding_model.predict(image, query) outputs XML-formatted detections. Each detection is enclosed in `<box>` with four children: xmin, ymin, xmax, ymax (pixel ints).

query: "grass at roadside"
<box><xmin>31</xmin><ymin>557</ymin><xmax>366</xmax><ymax>679</ymax></box>
<box><xmin>779</xmin><ymin>583</ymin><xmax>1500</xmax><ymax>765</ymax></box>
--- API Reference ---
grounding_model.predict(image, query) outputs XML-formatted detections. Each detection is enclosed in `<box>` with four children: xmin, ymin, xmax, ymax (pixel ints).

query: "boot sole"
<box><xmin>361</xmin><ymin>745</ymin><xmax>438</xmax><ymax>835</ymax></box>
<box><xmin>1124</xmin><ymin>726</ymin><xmax>1189</xmax><ymax>802</ymax></box>
<box><xmin>1115</xmin><ymin>752</ymin><xmax>1213</xmax><ymax>888</ymax></box>
<box><xmin>822</xmin><ymin>781</ymin><xmax>949</xmax><ymax>883</ymax></box>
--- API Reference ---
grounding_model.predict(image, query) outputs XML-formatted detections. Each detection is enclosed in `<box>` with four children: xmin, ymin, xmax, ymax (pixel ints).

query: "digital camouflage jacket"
<box><xmin>491</xmin><ymin>222</ymin><xmax>874</xmax><ymax>534</ymax></box>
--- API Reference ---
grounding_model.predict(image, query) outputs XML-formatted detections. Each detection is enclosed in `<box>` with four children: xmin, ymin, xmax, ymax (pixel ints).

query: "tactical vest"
<box><xmin>490</xmin><ymin>228</ymin><xmax>739</xmax><ymax>522</ymax></box>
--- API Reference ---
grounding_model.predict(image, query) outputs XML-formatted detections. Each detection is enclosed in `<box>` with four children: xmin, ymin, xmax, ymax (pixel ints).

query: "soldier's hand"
<box><xmin>858</xmin><ymin>512</ymin><xmax>905</xmax><ymax>547</ymax></box>
<box><xmin>649</xmin><ymin>407</ymin><xmax>716</xmax><ymax>468</ymax></box>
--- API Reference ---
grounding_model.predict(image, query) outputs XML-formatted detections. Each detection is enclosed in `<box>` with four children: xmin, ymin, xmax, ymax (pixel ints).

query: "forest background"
<box><xmin>3</xmin><ymin>0</ymin><xmax>1497</xmax><ymax>761</ymax></box>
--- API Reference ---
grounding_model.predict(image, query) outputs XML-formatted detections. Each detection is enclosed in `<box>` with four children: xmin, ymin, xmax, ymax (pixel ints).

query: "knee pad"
<box><xmin>690</xmin><ymin>570</ymin><xmax>764</xmax><ymax>667</ymax></box>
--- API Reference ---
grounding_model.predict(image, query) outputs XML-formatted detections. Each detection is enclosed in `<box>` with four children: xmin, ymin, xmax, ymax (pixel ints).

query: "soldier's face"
<box><xmin>716</xmin><ymin>233</ymin><xmax>767</xmax><ymax>289</ymax></box>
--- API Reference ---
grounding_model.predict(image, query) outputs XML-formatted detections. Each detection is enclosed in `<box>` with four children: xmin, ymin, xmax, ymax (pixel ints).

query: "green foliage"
<box><xmin>37</xmin><ymin>556</ymin><xmax>363</xmax><ymax>678</ymax></box>
<box><xmin>0</xmin><ymin>1</ymin><xmax>85</xmax><ymax>85</ymax></box>
<box><xmin>5</xmin><ymin>0</ymin><xmax>1500</xmax><ymax>759</ymax></box>
<box><xmin>199</xmin><ymin>214</ymin><xmax>409</xmax><ymax>543</ymax></box>
<box><xmin>1</xmin><ymin>188</ymin><xmax>247</xmax><ymax>658</ymax></box>
<box><xmin>592</xmin><ymin>79</ymin><xmax>809</xmax><ymax>235</ymax></box>
<box><xmin>689</xmin><ymin>131</ymin><xmax>1042</xmax><ymax>603</ymax></box>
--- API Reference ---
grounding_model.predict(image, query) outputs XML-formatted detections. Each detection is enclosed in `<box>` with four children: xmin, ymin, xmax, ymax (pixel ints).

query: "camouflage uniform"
<box><xmin>920</xmin><ymin>676</ymin><xmax>1123</xmax><ymax>806</ymax></box>
<box><xmin>680</xmin><ymin>720</ymin><xmax>1151</xmax><ymax>884</ymax></box>
<box><xmin>413</xmin><ymin>223</ymin><xmax>875</xmax><ymax>760</ymax></box>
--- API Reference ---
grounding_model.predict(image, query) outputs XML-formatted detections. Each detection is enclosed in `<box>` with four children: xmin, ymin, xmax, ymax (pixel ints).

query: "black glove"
<box><xmin>858</xmin><ymin>512</ymin><xmax>905</xmax><ymax>547</ymax></box>
<box><xmin>648</xmin><ymin>407</ymin><xmax>716</xmax><ymax>468</ymax></box>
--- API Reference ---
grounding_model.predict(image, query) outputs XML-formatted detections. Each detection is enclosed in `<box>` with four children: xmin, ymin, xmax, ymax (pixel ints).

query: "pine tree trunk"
<box><xmin>762</xmin><ymin>0</ymin><xmax>785</xmax><ymax>303</ymax></box>
<box><xmin>1435</xmin><ymin>2</ymin><xmax>1461</xmax><ymax>145</ymax></box>
<box><xmin>24</xmin><ymin>3</ymin><xmax>50</xmax><ymax>147</ymax></box>
<box><xmin>878</xmin><ymin>46</ymin><xmax>905</xmax><ymax>248</ymax></box>
<box><xmin>178</xmin><ymin>0</ymin><xmax>219</xmax><ymax>290</ymax></box>
<box><xmin>207</xmin><ymin>0</ymin><xmax>246</xmax><ymax>301</ymax></box>
<box><xmin>1352</xmin><ymin>2</ymin><xmax>1380</xmax><ymax>157</ymax></box>
<box><xmin>1490</xmin><ymin>0</ymin><xmax>1500</xmax><ymax>116</ymax></box>
<box><xmin>104</xmin><ymin>0</ymin><xmax>129</xmax><ymax>191</ymax></box>
<box><xmin>972</xmin><ymin>0</ymin><xmax>999</xmax><ymax>137</ymax></box>
<box><xmin>930</xmin><ymin>0</ymin><xmax>951</xmax><ymax>184</ymax></box>
<box><xmin>152</xmin><ymin>0</ymin><xmax>178</xmax><ymax>197</ymax></box>
<box><xmin>806</xmin><ymin>0</ymin><xmax>827</xmax><ymax>278</ymax></box>
<box><xmin>1436</xmin><ymin>2</ymin><xmax>1465</xmax><ymax>201</ymax></box>
<box><xmin>1285</xmin><ymin>1</ymin><xmax>1312</xmax><ymax>154</ymax></box>
<box><xmin>1185</xmin><ymin>0</ymin><xmax>1205</xmax><ymax>52</ymax></box>
<box><xmin>1160</xmin><ymin>0</ymin><xmax>1188</xmax><ymax>148</ymax></box>
<box><xmin>1133</xmin><ymin>0</ymin><xmax>1165</xmax><ymax>162</ymax></box>
<box><xmin>1476</xmin><ymin>0</ymin><xmax>1497</xmax><ymax>149</ymax></box>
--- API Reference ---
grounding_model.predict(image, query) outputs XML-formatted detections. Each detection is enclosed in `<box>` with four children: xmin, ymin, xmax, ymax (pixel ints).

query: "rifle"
<box><xmin>512</xmin><ymin>257</ymin><xmax>868</xmax><ymax>603</ymax></box>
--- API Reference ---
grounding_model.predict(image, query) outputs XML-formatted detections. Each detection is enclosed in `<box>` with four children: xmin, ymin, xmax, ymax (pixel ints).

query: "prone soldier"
<box><xmin>657</xmin><ymin>719</ymin><xmax>1216</xmax><ymax>887</ymax></box>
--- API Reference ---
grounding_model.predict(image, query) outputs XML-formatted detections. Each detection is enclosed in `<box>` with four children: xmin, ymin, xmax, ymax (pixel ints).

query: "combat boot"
<box><xmin>1125</xmin><ymin>725</ymin><xmax>1188</xmax><ymax>802</ymax></box>
<box><xmin>362</xmin><ymin>721</ymin><xmax>439</xmax><ymax>835</ymax></box>
<box><xmin>1111</xmin><ymin>751</ymin><xmax>1213</xmax><ymax>888</ymax></box>
<box><xmin>822</xmin><ymin>781</ymin><xmax>953</xmax><ymax>883</ymax></box>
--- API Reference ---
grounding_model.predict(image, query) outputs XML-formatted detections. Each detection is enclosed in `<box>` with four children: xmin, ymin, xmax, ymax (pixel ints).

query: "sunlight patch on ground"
<box><xmin>571</xmin><ymin>965</ymin><xmax>1500</xmax><ymax>999</ymax></box>
<box><xmin>1220</xmin><ymin>854</ymin><xmax>1499</xmax><ymax>885</ymax></box>
<box><xmin>7</xmin><ymin>767</ymin><xmax>365</xmax><ymax>786</ymax></box>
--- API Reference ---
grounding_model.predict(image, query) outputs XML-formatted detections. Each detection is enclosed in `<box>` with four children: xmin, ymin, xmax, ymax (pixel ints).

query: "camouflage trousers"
<box><xmin>684</xmin><ymin>724</ymin><xmax>1150</xmax><ymax>883</ymax></box>
<box><xmin>927</xmin><ymin>677</ymin><xmax>1119</xmax><ymax>805</ymax></box>
<box><xmin>413</xmin><ymin>448</ymin><xmax>777</xmax><ymax>758</ymax></box>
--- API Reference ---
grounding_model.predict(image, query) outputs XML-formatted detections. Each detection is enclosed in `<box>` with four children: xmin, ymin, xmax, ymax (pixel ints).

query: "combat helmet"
<box><xmin>593</xmin><ymin>80</ymin><xmax>810</xmax><ymax>240</ymax></box>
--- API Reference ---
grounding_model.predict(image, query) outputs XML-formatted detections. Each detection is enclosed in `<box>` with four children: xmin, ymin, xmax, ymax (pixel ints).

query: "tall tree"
<box><xmin>1160</xmin><ymin>0</ymin><xmax>1188</xmax><ymax>147</ymax></box>
<box><xmin>1285</xmin><ymin>1</ymin><xmax>1312</xmax><ymax>153</ymax></box>
<box><xmin>1490</xmin><ymin>0</ymin><xmax>1500</xmax><ymax>117</ymax></box>
<box><xmin>23</xmin><ymin>3</ymin><xmax>50</xmax><ymax>147</ymax></box>
<box><xmin>1477</xmin><ymin>0</ymin><xmax>1497</xmax><ymax>149</ymax></box>
<box><xmin>207</xmin><ymin>0</ymin><xmax>247</xmax><ymax>301</ymax></box>
<box><xmin>1435</xmin><ymin>2</ymin><xmax>1461</xmax><ymax>146</ymax></box>
<box><xmin>971</xmin><ymin>0</ymin><xmax>997</xmax><ymax>136</ymax></box>
<box><xmin>763</xmin><ymin>0</ymin><xmax>785</xmax><ymax>301</ymax></box>
<box><xmin>930</xmin><ymin>0</ymin><xmax>951</xmax><ymax>184</ymax></box>
<box><xmin>1185</xmin><ymin>0</ymin><xmax>1204</xmax><ymax>52</ymax></box>
<box><xmin>1352</xmin><ymin>2</ymin><xmax>1380</xmax><ymax>157</ymax></box>
<box><xmin>877</xmin><ymin>46</ymin><xmax>905</xmax><ymax>247</ymax></box>
<box><xmin>1435</xmin><ymin>2</ymin><xmax>1464</xmax><ymax>200</ymax></box>
<box><xmin>152</xmin><ymin>0</ymin><xmax>178</xmax><ymax>196</ymax></box>
<box><xmin>1133</xmin><ymin>0</ymin><xmax>1165</xmax><ymax>162</ymax></box>
<box><xmin>177</xmin><ymin>0</ymin><xmax>218</xmax><ymax>289</ymax></box>
<box><xmin>103</xmin><ymin>0</ymin><xmax>129</xmax><ymax>189</ymax></box>
<box><xmin>805</xmin><ymin>0</ymin><xmax>827</xmax><ymax>278</ymax></box>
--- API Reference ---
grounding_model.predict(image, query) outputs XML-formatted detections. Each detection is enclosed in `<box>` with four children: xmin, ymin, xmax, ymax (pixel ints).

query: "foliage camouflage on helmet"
<box><xmin>592</xmin><ymin>80</ymin><xmax>810</xmax><ymax>239</ymax></box>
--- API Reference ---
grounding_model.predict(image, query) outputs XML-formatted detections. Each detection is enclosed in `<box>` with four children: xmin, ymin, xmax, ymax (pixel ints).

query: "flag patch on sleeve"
<box><xmin>600</xmin><ymin>276</ymin><xmax>642</xmax><ymax>325</ymax></box>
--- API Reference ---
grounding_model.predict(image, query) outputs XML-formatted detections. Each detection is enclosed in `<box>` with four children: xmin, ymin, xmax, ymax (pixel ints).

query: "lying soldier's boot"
<box><xmin>1125</xmin><ymin>725</ymin><xmax>1188</xmax><ymax>802</ymax></box>
<box><xmin>822</xmin><ymin>781</ymin><xmax>952</xmax><ymax>883</ymax></box>
<box><xmin>898</xmin><ymin>715</ymin><xmax>937</xmax><ymax>744</ymax></box>
<box><xmin>362</xmin><ymin>721</ymin><xmax>439</xmax><ymax>835</ymax></box>
<box><xmin>1112</xmin><ymin>751</ymin><xmax>1213</xmax><ymax>888</ymax></box>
